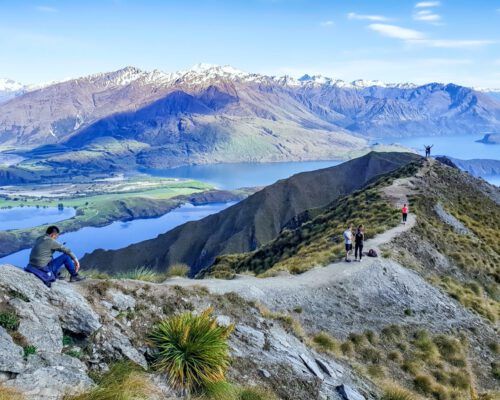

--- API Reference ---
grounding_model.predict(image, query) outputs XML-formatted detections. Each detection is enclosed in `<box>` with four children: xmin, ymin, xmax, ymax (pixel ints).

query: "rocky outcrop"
<box><xmin>0</xmin><ymin>265</ymin><xmax>376</xmax><ymax>400</ymax></box>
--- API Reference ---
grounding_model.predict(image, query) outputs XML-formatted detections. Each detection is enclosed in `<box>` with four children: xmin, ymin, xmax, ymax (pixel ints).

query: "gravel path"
<box><xmin>165</xmin><ymin>214</ymin><xmax>417</xmax><ymax>295</ymax></box>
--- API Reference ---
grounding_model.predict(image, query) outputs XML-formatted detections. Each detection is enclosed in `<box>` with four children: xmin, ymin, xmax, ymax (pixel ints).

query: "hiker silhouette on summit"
<box><xmin>424</xmin><ymin>144</ymin><xmax>433</xmax><ymax>158</ymax></box>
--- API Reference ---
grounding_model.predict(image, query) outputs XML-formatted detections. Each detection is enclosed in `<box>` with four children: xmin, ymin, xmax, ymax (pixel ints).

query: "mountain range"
<box><xmin>1</xmin><ymin>64</ymin><xmax>500</xmax><ymax>170</ymax></box>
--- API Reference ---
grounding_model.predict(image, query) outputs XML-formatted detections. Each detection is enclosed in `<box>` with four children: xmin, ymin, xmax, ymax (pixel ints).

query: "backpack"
<box><xmin>367</xmin><ymin>249</ymin><xmax>378</xmax><ymax>257</ymax></box>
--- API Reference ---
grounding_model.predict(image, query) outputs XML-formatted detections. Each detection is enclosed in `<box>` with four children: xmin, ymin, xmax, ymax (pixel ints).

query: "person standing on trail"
<box><xmin>424</xmin><ymin>145</ymin><xmax>433</xmax><ymax>158</ymax></box>
<box><xmin>26</xmin><ymin>225</ymin><xmax>85</xmax><ymax>288</ymax></box>
<box><xmin>354</xmin><ymin>225</ymin><xmax>364</xmax><ymax>262</ymax></box>
<box><xmin>401</xmin><ymin>203</ymin><xmax>409</xmax><ymax>225</ymax></box>
<box><xmin>343</xmin><ymin>224</ymin><xmax>353</xmax><ymax>262</ymax></box>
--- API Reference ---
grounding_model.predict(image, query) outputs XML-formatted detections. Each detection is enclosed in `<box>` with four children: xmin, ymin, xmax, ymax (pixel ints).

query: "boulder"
<box><xmin>0</xmin><ymin>326</ymin><xmax>25</xmax><ymax>373</ymax></box>
<box><xmin>300</xmin><ymin>353</ymin><xmax>324</xmax><ymax>380</ymax></box>
<box><xmin>336</xmin><ymin>384</ymin><xmax>365</xmax><ymax>400</ymax></box>
<box><xmin>10</xmin><ymin>299</ymin><xmax>63</xmax><ymax>354</ymax></box>
<box><xmin>107</xmin><ymin>289</ymin><xmax>136</xmax><ymax>311</ymax></box>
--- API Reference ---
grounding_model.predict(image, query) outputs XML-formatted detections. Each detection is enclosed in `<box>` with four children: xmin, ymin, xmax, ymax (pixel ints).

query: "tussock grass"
<box><xmin>115</xmin><ymin>266</ymin><xmax>166</xmax><ymax>282</ymax></box>
<box><xmin>149</xmin><ymin>308</ymin><xmax>234</xmax><ymax>392</ymax></box>
<box><xmin>66</xmin><ymin>362</ymin><xmax>157</xmax><ymax>400</ymax></box>
<box><xmin>381</xmin><ymin>383</ymin><xmax>418</xmax><ymax>400</ymax></box>
<box><xmin>312</xmin><ymin>331</ymin><xmax>340</xmax><ymax>354</ymax></box>
<box><xmin>256</xmin><ymin>304</ymin><xmax>305</xmax><ymax>340</ymax></box>
<box><xmin>237</xmin><ymin>386</ymin><xmax>278</xmax><ymax>400</ymax></box>
<box><xmin>165</xmin><ymin>263</ymin><xmax>190</xmax><ymax>278</ymax></box>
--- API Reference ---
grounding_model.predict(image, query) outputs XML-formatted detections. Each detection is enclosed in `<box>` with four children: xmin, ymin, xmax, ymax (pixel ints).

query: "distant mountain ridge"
<box><xmin>1</xmin><ymin>64</ymin><xmax>499</xmax><ymax>170</ymax></box>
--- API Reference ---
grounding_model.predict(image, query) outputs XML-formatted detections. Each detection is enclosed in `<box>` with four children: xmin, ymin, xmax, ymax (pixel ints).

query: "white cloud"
<box><xmin>320</xmin><ymin>21</ymin><xmax>334</xmax><ymax>27</ymax></box>
<box><xmin>413</xmin><ymin>10</ymin><xmax>441</xmax><ymax>22</ymax></box>
<box><xmin>36</xmin><ymin>5</ymin><xmax>58</xmax><ymax>13</ymax></box>
<box><xmin>368</xmin><ymin>24</ymin><xmax>425</xmax><ymax>40</ymax></box>
<box><xmin>347</xmin><ymin>12</ymin><xmax>390</xmax><ymax>22</ymax></box>
<box><xmin>415</xmin><ymin>1</ymin><xmax>440</xmax><ymax>7</ymax></box>
<box><xmin>409</xmin><ymin>39</ymin><xmax>495</xmax><ymax>48</ymax></box>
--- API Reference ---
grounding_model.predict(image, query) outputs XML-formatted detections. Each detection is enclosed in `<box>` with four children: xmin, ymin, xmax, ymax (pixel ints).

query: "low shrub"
<box><xmin>150</xmin><ymin>308</ymin><xmax>234</xmax><ymax>392</ymax></box>
<box><xmin>23</xmin><ymin>345</ymin><xmax>36</xmax><ymax>358</ymax></box>
<box><xmin>0</xmin><ymin>311</ymin><xmax>19</xmax><ymax>331</ymax></box>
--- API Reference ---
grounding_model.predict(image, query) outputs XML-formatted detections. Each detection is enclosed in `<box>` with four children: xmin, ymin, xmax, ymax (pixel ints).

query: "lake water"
<box><xmin>144</xmin><ymin>160</ymin><xmax>342</xmax><ymax>189</ymax></box>
<box><xmin>0</xmin><ymin>206</ymin><xmax>76</xmax><ymax>230</ymax></box>
<box><xmin>376</xmin><ymin>134</ymin><xmax>499</xmax><ymax>160</ymax></box>
<box><xmin>0</xmin><ymin>202</ymin><xmax>234</xmax><ymax>267</ymax></box>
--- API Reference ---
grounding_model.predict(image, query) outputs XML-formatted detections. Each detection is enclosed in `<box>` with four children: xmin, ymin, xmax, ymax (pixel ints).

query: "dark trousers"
<box><xmin>48</xmin><ymin>254</ymin><xmax>77</xmax><ymax>276</ymax></box>
<box><xmin>355</xmin><ymin>243</ymin><xmax>363</xmax><ymax>259</ymax></box>
<box><xmin>402</xmin><ymin>213</ymin><xmax>408</xmax><ymax>222</ymax></box>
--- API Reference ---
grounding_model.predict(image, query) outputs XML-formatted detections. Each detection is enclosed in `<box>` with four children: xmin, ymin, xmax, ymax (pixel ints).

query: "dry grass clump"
<box><xmin>256</xmin><ymin>304</ymin><xmax>305</xmax><ymax>340</ymax></box>
<box><xmin>0</xmin><ymin>386</ymin><xmax>24</xmax><ymax>400</ymax></box>
<box><xmin>381</xmin><ymin>383</ymin><xmax>418</xmax><ymax>400</ymax></box>
<box><xmin>311</xmin><ymin>331</ymin><xmax>340</xmax><ymax>354</ymax></box>
<box><xmin>66</xmin><ymin>362</ymin><xmax>158</xmax><ymax>400</ymax></box>
<box><xmin>165</xmin><ymin>263</ymin><xmax>190</xmax><ymax>278</ymax></box>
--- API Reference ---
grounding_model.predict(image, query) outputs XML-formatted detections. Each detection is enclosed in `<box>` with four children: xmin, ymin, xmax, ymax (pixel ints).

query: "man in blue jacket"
<box><xmin>26</xmin><ymin>225</ymin><xmax>85</xmax><ymax>287</ymax></box>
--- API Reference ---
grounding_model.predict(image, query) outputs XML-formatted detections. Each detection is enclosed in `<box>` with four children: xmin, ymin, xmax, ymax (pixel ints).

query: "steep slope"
<box><xmin>81</xmin><ymin>152</ymin><xmax>420</xmax><ymax>274</ymax></box>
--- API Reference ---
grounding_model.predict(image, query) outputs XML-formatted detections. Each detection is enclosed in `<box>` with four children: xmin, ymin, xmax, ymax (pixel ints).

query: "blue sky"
<box><xmin>1</xmin><ymin>0</ymin><xmax>499</xmax><ymax>87</ymax></box>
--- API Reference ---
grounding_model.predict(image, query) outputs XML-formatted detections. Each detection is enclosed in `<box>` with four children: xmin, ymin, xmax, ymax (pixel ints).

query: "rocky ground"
<box><xmin>0</xmin><ymin>265</ymin><xmax>378</xmax><ymax>400</ymax></box>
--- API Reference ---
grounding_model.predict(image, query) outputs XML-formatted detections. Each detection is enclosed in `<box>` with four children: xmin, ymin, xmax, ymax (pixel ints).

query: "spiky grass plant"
<box><xmin>116</xmin><ymin>266</ymin><xmax>166</xmax><ymax>282</ymax></box>
<box><xmin>150</xmin><ymin>308</ymin><xmax>234</xmax><ymax>393</ymax></box>
<box><xmin>66</xmin><ymin>362</ymin><xmax>157</xmax><ymax>400</ymax></box>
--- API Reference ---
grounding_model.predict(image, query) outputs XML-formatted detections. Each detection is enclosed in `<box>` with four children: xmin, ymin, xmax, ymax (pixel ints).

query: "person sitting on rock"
<box><xmin>25</xmin><ymin>225</ymin><xmax>85</xmax><ymax>287</ymax></box>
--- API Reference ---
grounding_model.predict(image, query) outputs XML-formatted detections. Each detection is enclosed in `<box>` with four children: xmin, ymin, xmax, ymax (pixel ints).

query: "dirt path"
<box><xmin>165</xmin><ymin>213</ymin><xmax>416</xmax><ymax>296</ymax></box>
<box><xmin>166</xmin><ymin>174</ymin><xmax>419</xmax><ymax>297</ymax></box>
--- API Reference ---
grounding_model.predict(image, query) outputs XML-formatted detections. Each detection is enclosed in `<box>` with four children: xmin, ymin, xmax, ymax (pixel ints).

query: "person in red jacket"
<box><xmin>401</xmin><ymin>204</ymin><xmax>409</xmax><ymax>224</ymax></box>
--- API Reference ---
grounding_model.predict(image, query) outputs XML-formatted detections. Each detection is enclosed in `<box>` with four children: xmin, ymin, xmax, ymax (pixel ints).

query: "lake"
<box><xmin>143</xmin><ymin>160</ymin><xmax>342</xmax><ymax>189</ymax></box>
<box><xmin>0</xmin><ymin>206</ymin><xmax>76</xmax><ymax>230</ymax></box>
<box><xmin>0</xmin><ymin>202</ymin><xmax>234</xmax><ymax>267</ymax></box>
<box><xmin>376</xmin><ymin>134</ymin><xmax>499</xmax><ymax>161</ymax></box>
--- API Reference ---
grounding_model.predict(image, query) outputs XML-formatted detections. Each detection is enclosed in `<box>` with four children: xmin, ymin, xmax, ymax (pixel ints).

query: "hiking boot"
<box><xmin>70</xmin><ymin>274</ymin><xmax>86</xmax><ymax>283</ymax></box>
<box><xmin>345</xmin><ymin>259</ymin><xmax>351</xmax><ymax>263</ymax></box>
<box><xmin>57</xmin><ymin>273</ymin><xmax>66</xmax><ymax>280</ymax></box>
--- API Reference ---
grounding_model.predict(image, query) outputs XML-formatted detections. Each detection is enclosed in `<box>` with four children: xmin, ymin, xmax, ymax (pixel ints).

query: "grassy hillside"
<box><xmin>389</xmin><ymin>162</ymin><xmax>500</xmax><ymax>322</ymax></box>
<box><xmin>207</xmin><ymin>161</ymin><xmax>421</xmax><ymax>278</ymax></box>
<box><xmin>81</xmin><ymin>152</ymin><xmax>420</xmax><ymax>274</ymax></box>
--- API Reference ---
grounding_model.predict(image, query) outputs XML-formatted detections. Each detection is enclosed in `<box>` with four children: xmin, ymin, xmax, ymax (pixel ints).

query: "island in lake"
<box><xmin>476</xmin><ymin>133</ymin><xmax>500</xmax><ymax>144</ymax></box>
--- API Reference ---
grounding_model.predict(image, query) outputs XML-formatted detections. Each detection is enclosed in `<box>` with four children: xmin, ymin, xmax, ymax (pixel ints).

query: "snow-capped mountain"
<box><xmin>0</xmin><ymin>64</ymin><xmax>499</xmax><ymax>166</ymax></box>
<box><xmin>0</xmin><ymin>78</ymin><xmax>28</xmax><ymax>103</ymax></box>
